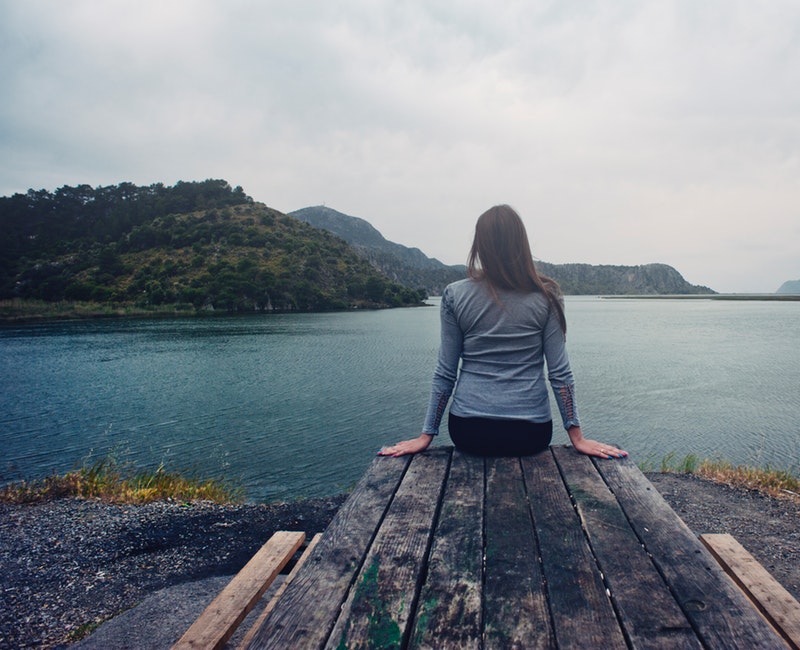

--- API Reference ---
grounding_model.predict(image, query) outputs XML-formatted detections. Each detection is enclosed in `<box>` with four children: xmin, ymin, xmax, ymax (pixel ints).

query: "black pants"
<box><xmin>448</xmin><ymin>413</ymin><xmax>553</xmax><ymax>457</ymax></box>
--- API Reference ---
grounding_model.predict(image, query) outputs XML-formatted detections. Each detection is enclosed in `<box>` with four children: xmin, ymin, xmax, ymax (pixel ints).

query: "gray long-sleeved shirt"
<box><xmin>422</xmin><ymin>278</ymin><xmax>580</xmax><ymax>435</ymax></box>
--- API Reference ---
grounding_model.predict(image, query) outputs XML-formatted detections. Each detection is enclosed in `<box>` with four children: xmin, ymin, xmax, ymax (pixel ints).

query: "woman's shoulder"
<box><xmin>445</xmin><ymin>278</ymin><xmax>476</xmax><ymax>293</ymax></box>
<box><xmin>444</xmin><ymin>278</ymin><xmax>484</xmax><ymax>302</ymax></box>
<box><xmin>446</xmin><ymin>279</ymin><xmax>549</xmax><ymax>303</ymax></box>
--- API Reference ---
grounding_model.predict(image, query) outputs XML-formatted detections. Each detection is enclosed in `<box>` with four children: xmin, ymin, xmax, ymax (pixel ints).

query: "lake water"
<box><xmin>1</xmin><ymin>297</ymin><xmax>798</xmax><ymax>502</ymax></box>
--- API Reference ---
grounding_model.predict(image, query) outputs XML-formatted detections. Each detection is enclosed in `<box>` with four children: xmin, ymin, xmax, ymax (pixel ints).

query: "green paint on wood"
<box><xmin>338</xmin><ymin>559</ymin><xmax>403</xmax><ymax>649</ymax></box>
<box><xmin>411</xmin><ymin>596</ymin><xmax>437</xmax><ymax>645</ymax></box>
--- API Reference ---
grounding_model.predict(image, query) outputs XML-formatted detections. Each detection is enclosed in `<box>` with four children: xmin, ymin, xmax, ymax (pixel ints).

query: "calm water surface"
<box><xmin>1</xmin><ymin>297</ymin><xmax>798</xmax><ymax>501</ymax></box>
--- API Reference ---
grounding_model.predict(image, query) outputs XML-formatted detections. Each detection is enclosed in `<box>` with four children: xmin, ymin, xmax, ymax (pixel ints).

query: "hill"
<box><xmin>776</xmin><ymin>279</ymin><xmax>800</xmax><ymax>294</ymax></box>
<box><xmin>536</xmin><ymin>262</ymin><xmax>714</xmax><ymax>295</ymax></box>
<box><xmin>291</xmin><ymin>206</ymin><xmax>465</xmax><ymax>294</ymax></box>
<box><xmin>290</xmin><ymin>206</ymin><xmax>714</xmax><ymax>295</ymax></box>
<box><xmin>0</xmin><ymin>180</ymin><xmax>426</xmax><ymax>315</ymax></box>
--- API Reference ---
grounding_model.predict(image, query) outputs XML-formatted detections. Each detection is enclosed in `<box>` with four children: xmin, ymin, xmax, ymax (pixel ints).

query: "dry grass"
<box><xmin>693</xmin><ymin>459</ymin><xmax>800</xmax><ymax>501</ymax></box>
<box><xmin>0</xmin><ymin>456</ymin><xmax>243</xmax><ymax>505</ymax></box>
<box><xmin>645</xmin><ymin>453</ymin><xmax>800</xmax><ymax>502</ymax></box>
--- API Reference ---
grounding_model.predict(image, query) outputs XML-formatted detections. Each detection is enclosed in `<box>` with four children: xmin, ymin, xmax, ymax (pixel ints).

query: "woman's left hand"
<box><xmin>568</xmin><ymin>426</ymin><xmax>628</xmax><ymax>459</ymax></box>
<box><xmin>378</xmin><ymin>434</ymin><xmax>433</xmax><ymax>457</ymax></box>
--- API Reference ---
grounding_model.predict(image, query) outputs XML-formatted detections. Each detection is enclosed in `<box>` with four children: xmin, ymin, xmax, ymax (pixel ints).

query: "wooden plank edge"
<box><xmin>597</xmin><ymin>459</ymin><xmax>786</xmax><ymax>647</ymax></box>
<box><xmin>237</xmin><ymin>533</ymin><xmax>323</xmax><ymax>649</ymax></box>
<box><xmin>172</xmin><ymin>530</ymin><xmax>306</xmax><ymax>650</ymax></box>
<box><xmin>700</xmin><ymin>533</ymin><xmax>800</xmax><ymax>650</ymax></box>
<box><xmin>326</xmin><ymin>450</ymin><xmax>452</xmax><ymax>650</ymax></box>
<box><xmin>243</xmin><ymin>454</ymin><xmax>414</xmax><ymax>649</ymax></box>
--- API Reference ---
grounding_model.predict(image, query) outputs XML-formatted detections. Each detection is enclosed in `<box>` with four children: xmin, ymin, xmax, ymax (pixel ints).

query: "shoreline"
<box><xmin>602</xmin><ymin>293</ymin><xmax>800</xmax><ymax>301</ymax></box>
<box><xmin>1</xmin><ymin>474</ymin><xmax>798</xmax><ymax>649</ymax></box>
<box><xmin>5</xmin><ymin>292</ymin><xmax>797</xmax><ymax>325</ymax></box>
<box><xmin>0</xmin><ymin>298</ymin><xmax>430</xmax><ymax>325</ymax></box>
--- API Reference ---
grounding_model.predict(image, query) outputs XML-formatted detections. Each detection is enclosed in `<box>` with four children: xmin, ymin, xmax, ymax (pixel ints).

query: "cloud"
<box><xmin>1</xmin><ymin>0</ymin><xmax>798</xmax><ymax>292</ymax></box>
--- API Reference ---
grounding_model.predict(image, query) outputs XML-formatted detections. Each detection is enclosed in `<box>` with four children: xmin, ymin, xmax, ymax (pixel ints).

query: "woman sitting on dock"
<box><xmin>380</xmin><ymin>204</ymin><xmax>628</xmax><ymax>460</ymax></box>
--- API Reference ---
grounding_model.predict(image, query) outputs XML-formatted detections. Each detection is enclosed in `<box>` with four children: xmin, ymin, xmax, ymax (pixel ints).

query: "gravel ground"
<box><xmin>1</xmin><ymin>475</ymin><xmax>798</xmax><ymax>649</ymax></box>
<box><xmin>0</xmin><ymin>495</ymin><xmax>347</xmax><ymax>649</ymax></box>
<box><xmin>646</xmin><ymin>472</ymin><xmax>800</xmax><ymax>599</ymax></box>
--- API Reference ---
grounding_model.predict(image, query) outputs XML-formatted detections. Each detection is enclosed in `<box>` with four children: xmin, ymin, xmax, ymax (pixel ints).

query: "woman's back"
<box><xmin>440</xmin><ymin>279</ymin><xmax>573</xmax><ymax>423</ymax></box>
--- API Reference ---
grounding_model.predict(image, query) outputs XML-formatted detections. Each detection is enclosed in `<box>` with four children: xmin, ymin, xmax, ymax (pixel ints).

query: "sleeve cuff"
<box><xmin>553</xmin><ymin>382</ymin><xmax>580</xmax><ymax>430</ymax></box>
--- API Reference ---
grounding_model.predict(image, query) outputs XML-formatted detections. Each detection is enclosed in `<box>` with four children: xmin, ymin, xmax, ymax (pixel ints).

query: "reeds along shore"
<box><xmin>0</xmin><ymin>456</ymin><xmax>242</xmax><ymax>505</ymax></box>
<box><xmin>640</xmin><ymin>453</ymin><xmax>799</xmax><ymax>501</ymax></box>
<box><xmin>1</xmin><ymin>452</ymin><xmax>798</xmax><ymax>506</ymax></box>
<box><xmin>0</xmin><ymin>298</ymin><xmax>199</xmax><ymax>323</ymax></box>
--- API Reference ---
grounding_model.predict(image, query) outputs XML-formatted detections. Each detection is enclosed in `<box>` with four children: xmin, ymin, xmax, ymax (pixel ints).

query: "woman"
<box><xmin>379</xmin><ymin>205</ymin><xmax>628</xmax><ymax>459</ymax></box>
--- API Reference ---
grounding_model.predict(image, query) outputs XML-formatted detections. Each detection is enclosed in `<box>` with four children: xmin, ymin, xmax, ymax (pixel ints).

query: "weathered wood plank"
<box><xmin>522</xmin><ymin>450</ymin><xmax>627</xmax><ymax>649</ymax></box>
<box><xmin>172</xmin><ymin>530</ymin><xmax>305</xmax><ymax>650</ymax></box>
<box><xmin>484</xmin><ymin>456</ymin><xmax>554</xmax><ymax>649</ymax></box>
<box><xmin>325</xmin><ymin>448</ymin><xmax>451</xmax><ymax>650</ymax></box>
<box><xmin>701</xmin><ymin>533</ymin><xmax>800</xmax><ymax>650</ymax></box>
<box><xmin>237</xmin><ymin>532</ymin><xmax>322</xmax><ymax>650</ymax></box>
<box><xmin>596</xmin><ymin>458</ymin><xmax>788</xmax><ymax>649</ymax></box>
<box><xmin>552</xmin><ymin>446</ymin><xmax>701</xmax><ymax>649</ymax></box>
<box><xmin>409</xmin><ymin>450</ymin><xmax>484</xmax><ymax>650</ymax></box>
<box><xmin>245</xmin><ymin>454</ymin><xmax>411</xmax><ymax>650</ymax></box>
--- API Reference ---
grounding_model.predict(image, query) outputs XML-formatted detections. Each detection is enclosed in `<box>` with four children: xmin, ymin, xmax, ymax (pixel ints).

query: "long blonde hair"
<box><xmin>467</xmin><ymin>205</ymin><xmax>567</xmax><ymax>333</ymax></box>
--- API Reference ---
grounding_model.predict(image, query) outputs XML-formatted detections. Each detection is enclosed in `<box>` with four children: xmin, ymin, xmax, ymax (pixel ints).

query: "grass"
<box><xmin>4</xmin><ymin>450</ymin><xmax>797</xmax><ymax>505</ymax></box>
<box><xmin>0</xmin><ymin>298</ymin><xmax>197</xmax><ymax>323</ymax></box>
<box><xmin>0</xmin><ymin>455</ymin><xmax>243</xmax><ymax>505</ymax></box>
<box><xmin>641</xmin><ymin>452</ymin><xmax>800</xmax><ymax>501</ymax></box>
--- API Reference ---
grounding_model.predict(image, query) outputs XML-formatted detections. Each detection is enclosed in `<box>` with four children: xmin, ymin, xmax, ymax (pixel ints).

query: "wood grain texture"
<box><xmin>237</xmin><ymin>533</ymin><xmax>322</xmax><ymax>650</ymax></box>
<box><xmin>245</xmin><ymin>454</ymin><xmax>411</xmax><ymax>650</ymax></box>
<box><xmin>483</xmin><ymin>456</ymin><xmax>554</xmax><ymax>649</ymax></box>
<box><xmin>239</xmin><ymin>447</ymin><xmax>792</xmax><ymax>649</ymax></box>
<box><xmin>409</xmin><ymin>450</ymin><xmax>483</xmax><ymax>650</ymax></box>
<box><xmin>326</xmin><ymin>449</ymin><xmax>451</xmax><ymax>650</ymax></box>
<box><xmin>596</xmin><ymin>458</ymin><xmax>787</xmax><ymax>649</ymax></box>
<box><xmin>552</xmin><ymin>446</ymin><xmax>701</xmax><ymax>649</ymax></box>
<box><xmin>701</xmin><ymin>533</ymin><xmax>800</xmax><ymax>650</ymax></box>
<box><xmin>172</xmin><ymin>531</ymin><xmax>305</xmax><ymax>650</ymax></box>
<box><xmin>522</xmin><ymin>449</ymin><xmax>627</xmax><ymax>649</ymax></box>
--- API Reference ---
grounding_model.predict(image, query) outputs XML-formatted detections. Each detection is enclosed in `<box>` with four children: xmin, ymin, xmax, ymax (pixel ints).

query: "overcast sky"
<box><xmin>2</xmin><ymin>1</ymin><xmax>798</xmax><ymax>293</ymax></box>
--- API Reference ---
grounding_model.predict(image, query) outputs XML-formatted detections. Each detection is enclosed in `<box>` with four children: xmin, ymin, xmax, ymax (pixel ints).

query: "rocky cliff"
<box><xmin>536</xmin><ymin>262</ymin><xmax>714</xmax><ymax>295</ymax></box>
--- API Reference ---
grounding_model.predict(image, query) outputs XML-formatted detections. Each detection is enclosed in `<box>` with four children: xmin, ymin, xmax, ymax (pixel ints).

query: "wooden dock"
<box><xmin>178</xmin><ymin>445</ymin><xmax>795</xmax><ymax>649</ymax></box>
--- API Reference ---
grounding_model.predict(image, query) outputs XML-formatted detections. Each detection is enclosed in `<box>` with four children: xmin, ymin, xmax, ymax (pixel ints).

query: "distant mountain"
<box><xmin>290</xmin><ymin>205</ymin><xmax>715</xmax><ymax>295</ymax></box>
<box><xmin>777</xmin><ymin>279</ymin><xmax>800</xmax><ymax>294</ymax></box>
<box><xmin>290</xmin><ymin>206</ymin><xmax>465</xmax><ymax>294</ymax></box>
<box><xmin>536</xmin><ymin>262</ymin><xmax>714</xmax><ymax>295</ymax></box>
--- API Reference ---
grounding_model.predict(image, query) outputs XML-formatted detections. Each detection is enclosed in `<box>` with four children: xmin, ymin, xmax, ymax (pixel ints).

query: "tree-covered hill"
<box><xmin>0</xmin><ymin>180</ymin><xmax>426</xmax><ymax>314</ymax></box>
<box><xmin>291</xmin><ymin>206</ymin><xmax>466</xmax><ymax>294</ymax></box>
<box><xmin>535</xmin><ymin>262</ymin><xmax>714</xmax><ymax>295</ymax></box>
